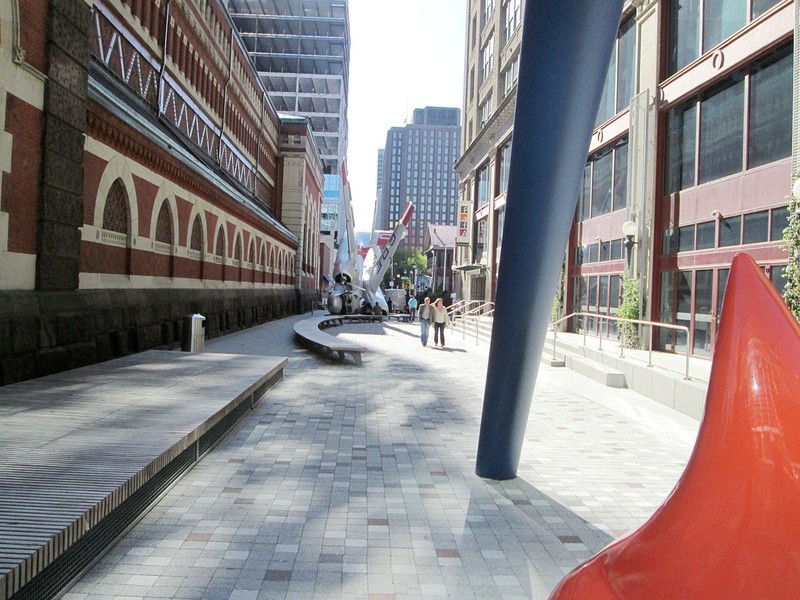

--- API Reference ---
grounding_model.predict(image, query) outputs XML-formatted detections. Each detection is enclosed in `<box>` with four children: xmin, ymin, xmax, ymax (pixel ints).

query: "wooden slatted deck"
<box><xmin>0</xmin><ymin>350</ymin><xmax>286</xmax><ymax>600</ymax></box>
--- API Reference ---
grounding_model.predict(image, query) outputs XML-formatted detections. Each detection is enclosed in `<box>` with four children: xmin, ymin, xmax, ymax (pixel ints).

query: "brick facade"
<box><xmin>0</xmin><ymin>0</ymin><xmax>323</xmax><ymax>384</ymax></box>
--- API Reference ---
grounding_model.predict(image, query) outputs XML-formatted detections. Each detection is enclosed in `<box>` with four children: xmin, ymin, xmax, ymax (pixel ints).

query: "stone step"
<box><xmin>564</xmin><ymin>355</ymin><xmax>626</xmax><ymax>388</ymax></box>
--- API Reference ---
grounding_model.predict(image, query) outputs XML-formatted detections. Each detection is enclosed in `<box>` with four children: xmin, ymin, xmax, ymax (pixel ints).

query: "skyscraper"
<box><xmin>373</xmin><ymin>148</ymin><xmax>385</xmax><ymax>232</ymax></box>
<box><xmin>378</xmin><ymin>106</ymin><xmax>461</xmax><ymax>252</ymax></box>
<box><xmin>227</xmin><ymin>0</ymin><xmax>350</xmax><ymax>234</ymax></box>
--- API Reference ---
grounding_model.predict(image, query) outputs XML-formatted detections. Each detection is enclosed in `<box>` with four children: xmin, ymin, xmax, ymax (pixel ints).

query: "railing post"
<box><xmin>598</xmin><ymin>317</ymin><xmax>604</xmax><ymax>351</ymax></box>
<box><xmin>685</xmin><ymin>339</ymin><xmax>691</xmax><ymax>380</ymax></box>
<box><xmin>553</xmin><ymin>325</ymin><xmax>558</xmax><ymax>359</ymax></box>
<box><xmin>648</xmin><ymin>324</ymin><xmax>654</xmax><ymax>367</ymax></box>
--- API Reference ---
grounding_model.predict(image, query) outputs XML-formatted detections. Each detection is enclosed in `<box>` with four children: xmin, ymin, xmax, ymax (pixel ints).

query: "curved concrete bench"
<box><xmin>293</xmin><ymin>314</ymin><xmax>381</xmax><ymax>366</ymax></box>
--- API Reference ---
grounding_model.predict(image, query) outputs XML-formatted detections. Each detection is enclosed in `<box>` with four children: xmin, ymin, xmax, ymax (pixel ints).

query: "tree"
<box><xmin>404</xmin><ymin>249</ymin><xmax>427</xmax><ymax>273</ymax></box>
<box><xmin>380</xmin><ymin>249</ymin><xmax>428</xmax><ymax>289</ymax></box>
<box><xmin>783</xmin><ymin>194</ymin><xmax>800</xmax><ymax>322</ymax></box>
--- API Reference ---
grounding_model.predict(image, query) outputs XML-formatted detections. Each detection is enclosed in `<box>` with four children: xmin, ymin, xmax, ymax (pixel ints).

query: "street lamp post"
<box><xmin>622</xmin><ymin>219</ymin><xmax>638</xmax><ymax>275</ymax></box>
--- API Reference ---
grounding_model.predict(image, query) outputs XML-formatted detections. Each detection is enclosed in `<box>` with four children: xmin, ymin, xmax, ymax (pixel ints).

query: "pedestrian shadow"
<box><xmin>380</xmin><ymin>323</ymin><xmax>421</xmax><ymax>338</ymax></box>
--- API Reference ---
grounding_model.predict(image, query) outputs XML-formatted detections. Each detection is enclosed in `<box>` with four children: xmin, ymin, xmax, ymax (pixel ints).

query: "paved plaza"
<box><xmin>63</xmin><ymin>314</ymin><xmax>699</xmax><ymax>599</ymax></box>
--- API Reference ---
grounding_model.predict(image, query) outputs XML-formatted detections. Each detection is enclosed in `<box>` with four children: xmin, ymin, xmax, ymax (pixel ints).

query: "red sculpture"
<box><xmin>549</xmin><ymin>253</ymin><xmax>800</xmax><ymax>599</ymax></box>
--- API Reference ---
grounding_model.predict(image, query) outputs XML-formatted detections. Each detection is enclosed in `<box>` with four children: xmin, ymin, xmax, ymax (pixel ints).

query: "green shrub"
<box><xmin>783</xmin><ymin>194</ymin><xmax>800</xmax><ymax>323</ymax></box>
<box><xmin>618</xmin><ymin>277</ymin><xmax>640</xmax><ymax>348</ymax></box>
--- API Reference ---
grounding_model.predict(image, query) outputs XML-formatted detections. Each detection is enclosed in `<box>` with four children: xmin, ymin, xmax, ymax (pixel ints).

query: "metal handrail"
<box><xmin>448</xmin><ymin>299</ymin><xmax>471</xmax><ymax>312</ymax></box>
<box><xmin>457</xmin><ymin>302</ymin><xmax>495</xmax><ymax>345</ymax></box>
<box><xmin>458</xmin><ymin>301</ymin><xmax>495</xmax><ymax>319</ymax></box>
<box><xmin>448</xmin><ymin>299</ymin><xmax>485</xmax><ymax>318</ymax></box>
<box><xmin>549</xmin><ymin>312</ymin><xmax>692</xmax><ymax>380</ymax></box>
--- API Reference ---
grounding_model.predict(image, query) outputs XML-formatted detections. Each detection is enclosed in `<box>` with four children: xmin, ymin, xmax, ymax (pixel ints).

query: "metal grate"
<box><xmin>10</xmin><ymin>446</ymin><xmax>197</xmax><ymax>600</ymax></box>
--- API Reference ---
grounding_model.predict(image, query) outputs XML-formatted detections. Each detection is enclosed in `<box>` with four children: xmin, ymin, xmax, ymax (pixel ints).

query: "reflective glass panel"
<box><xmin>742</xmin><ymin>210</ymin><xmax>769</xmax><ymax>244</ymax></box>
<box><xmin>771</xmin><ymin>206</ymin><xmax>789</xmax><ymax>241</ymax></box>
<box><xmin>696</xmin><ymin>221</ymin><xmax>716</xmax><ymax>249</ymax></box>
<box><xmin>579</xmin><ymin>163</ymin><xmax>592</xmax><ymax>221</ymax></box>
<box><xmin>716</xmin><ymin>268</ymin><xmax>729</xmax><ymax>331</ymax></box>
<box><xmin>699</xmin><ymin>74</ymin><xmax>744</xmax><ymax>184</ymax></box>
<box><xmin>675</xmin><ymin>270</ymin><xmax>692</xmax><ymax>354</ymax></box>
<box><xmin>703</xmin><ymin>0</ymin><xmax>746</xmax><ymax>53</ymax></box>
<box><xmin>591</xmin><ymin>149</ymin><xmax>613</xmax><ymax>217</ymax></box>
<box><xmin>668</xmin><ymin>0</ymin><xmax>701</xmax><ymax>75</ymax></box>
<box><xmin>678</xmin><ymin>225</ymin><xmax>695</xmax><ymax>252</ymax></box>
<box><xmin>752</xmin><ymin>0</ymin><xmax>781</xmax><ymax>19</ymax></box>
<box><xmin>693</xmin><ymin>270</ymin><xmax>713</xmax><ymax>357</ymax></box>
<box><xmin>663</xmin><ymin>228</ymin><xmax>678</xmax><ymax>255</ymax></box>
<box><xmin>659</xmin><ymin>272</ymin><xmax>677</xmax><ymax>351</ymax></box>
<box><xmin>664</xmin><ymin>101</ymin><xmax>697</xmax><ymax>194</ymax></box>
<box><xmin>613</xmin><ymin>139</ymin><xmax>628</xmax><ymax>211</ymax></box>
<box><xmin>616</xmin><ymin>18</ymin><xmax>636</xmax><ymax>113</ymax></box>
<box><xmin>588</xmin><ymin>276</ymin><xmax>598</xmax><ymax>310</ymax></box>
<box><xmin>770</xmin><ymin>265</ymin><xmax>786</xmax><ymax>295</ymax></box>
<box><xmin>748</xmin><ymin>45</ymin><xmax>792</xmax><ymax>169</ymax></box>
<box><xmin>719</xmin><ymin>215</ymin><xmax>741</xmax><ymax>246</ymax></box>
<box><xmin>610</xmin><ymin>239</ymin><xmax>623</xmax><ymax>260</ymax></box>
<box><xmin>596</xmin><ymin>45</ymin><xmax>617</xmax><ymax>127</ymax></box>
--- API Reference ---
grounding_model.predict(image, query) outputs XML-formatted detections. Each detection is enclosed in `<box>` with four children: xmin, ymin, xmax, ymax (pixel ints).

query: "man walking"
<box><xmin>408</xmin><ymin>295</ymin><xmax>418</xmax><ymax>322</ymax></box>
<box><xmin>418</xmin><ymin>296</ymin><xmax>432</xmax><ymax>346</ymax></box>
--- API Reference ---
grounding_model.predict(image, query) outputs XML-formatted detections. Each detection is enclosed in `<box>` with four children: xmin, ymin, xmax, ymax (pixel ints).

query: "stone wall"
<box><xmin>0</xmin><ymin>287</ymin><xmax>317</xmax><ymax>385</ymax></box>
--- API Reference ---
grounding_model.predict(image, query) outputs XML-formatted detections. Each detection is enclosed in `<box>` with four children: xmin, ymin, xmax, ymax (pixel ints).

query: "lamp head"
<box><xmin>622</xmin><ymin>220</ymin><xmax>637</xmax><ymax>240</ymax></box>
<box><xmin>792</xmin><ymin>178</ymin><xmax>800</xmax><ymax>200</ymax></box>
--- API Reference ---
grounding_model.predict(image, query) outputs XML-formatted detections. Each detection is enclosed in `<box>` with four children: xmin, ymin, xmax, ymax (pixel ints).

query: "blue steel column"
<box><xmin>475</xmin><ymin>0</ymin><xmax>624</xmax><ymax>479</ymax></box>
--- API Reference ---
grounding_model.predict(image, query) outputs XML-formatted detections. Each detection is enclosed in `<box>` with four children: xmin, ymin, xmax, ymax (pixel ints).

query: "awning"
<box><xmin>452</xmin><ymin>264</ymin><xmax>486</xmax><ymax>272</ymax></box>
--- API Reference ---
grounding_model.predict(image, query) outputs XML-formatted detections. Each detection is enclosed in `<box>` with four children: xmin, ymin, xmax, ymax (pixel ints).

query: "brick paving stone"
<box><xmin>65</xmin><ymin>313</ymin><xmax>698</xmax><ymax>599</ymax></box>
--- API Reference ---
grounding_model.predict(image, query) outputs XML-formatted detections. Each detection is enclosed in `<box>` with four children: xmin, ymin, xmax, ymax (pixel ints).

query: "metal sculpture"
<box><xmin>476</xmin><ymin>0</ymin><xmax>625</xmax><ymax>479</ymax></box>
<box><xmin>327</xmin><ymin>180</ymin><xmax>413</xmax><ymax>316</ymax></box>
<box><xmin>549</xmin><ymin>253</ymin><xmax>800</xmax><ymax>599</ymax></box>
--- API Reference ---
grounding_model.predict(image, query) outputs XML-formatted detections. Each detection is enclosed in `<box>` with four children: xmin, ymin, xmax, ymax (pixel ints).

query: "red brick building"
<box><xmin>0</xmin><ymin>0</ymin><xmax>324</xmax><ymax>383</ymax></box>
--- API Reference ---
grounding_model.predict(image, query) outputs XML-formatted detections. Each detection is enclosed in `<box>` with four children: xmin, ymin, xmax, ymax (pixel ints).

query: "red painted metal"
<box><xmin>549</xmin><ymin>252</ymin><xmax>800</xmax><ymax>599</ymax></box>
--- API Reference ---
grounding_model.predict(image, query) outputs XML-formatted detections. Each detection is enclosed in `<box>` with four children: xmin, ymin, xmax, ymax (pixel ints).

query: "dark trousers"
<box><xmin>434</xmin><ymin>322</ymin><xmax>446</xmax><ymax>346</ymax></box>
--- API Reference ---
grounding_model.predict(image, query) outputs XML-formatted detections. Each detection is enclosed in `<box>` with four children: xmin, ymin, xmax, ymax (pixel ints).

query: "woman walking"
<box><xmin>431</xmin><ymin>298</ymin><xmax>450</xmax><ymax>347</ymax></box>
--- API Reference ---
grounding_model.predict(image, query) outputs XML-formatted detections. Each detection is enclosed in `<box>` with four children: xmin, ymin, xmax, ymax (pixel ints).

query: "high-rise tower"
<box><xmin>378</xmin><ymin>107</ymin><xmax>461</xmax><ymax>252</ymax></box>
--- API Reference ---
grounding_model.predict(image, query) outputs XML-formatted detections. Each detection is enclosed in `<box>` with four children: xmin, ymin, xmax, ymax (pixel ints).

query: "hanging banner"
<box><xmin>456</xmin><ymin>201</ymin><xmax>471</xmax><ymax>246</ymax></box>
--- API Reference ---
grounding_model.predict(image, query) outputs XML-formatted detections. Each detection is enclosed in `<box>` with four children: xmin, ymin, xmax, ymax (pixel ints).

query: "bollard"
<box><xmin>181</xmin><ymin>313</ymin><xmax>206</xmax><ymax>352</ymax></box>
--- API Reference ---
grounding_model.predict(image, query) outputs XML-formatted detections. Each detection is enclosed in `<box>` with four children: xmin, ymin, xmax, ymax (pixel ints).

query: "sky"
<box><xmin>346</xmin><ymin>0</ymin><xmax>468</xmax><ymax>231</ymax></box>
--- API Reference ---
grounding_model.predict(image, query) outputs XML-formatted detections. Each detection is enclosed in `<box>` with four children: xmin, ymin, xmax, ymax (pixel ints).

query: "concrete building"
<box><xmin>455</xmin><ymin>0</ymin><xmax>793</xmax><ymax>357</ymax></box>
<box><xmin>377</xmin><ymin>106</ymin><xmax>462</xmax><ymax>253</ymax></box>
<box><xmin>454</xmin><ymin>0</ymin><xmax>521</xmax><ymax>304</ymax></box>
<box><xmin>227</xmin><ymin>0</ymin><xmax>350</xmax><ymax>235</ymax></box>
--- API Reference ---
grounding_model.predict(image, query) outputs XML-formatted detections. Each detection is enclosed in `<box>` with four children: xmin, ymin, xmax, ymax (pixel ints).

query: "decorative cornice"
<box><xmin>456</xmin><ymin>90</ymin><xmax>516</xmax><ymax>176</ymax></box>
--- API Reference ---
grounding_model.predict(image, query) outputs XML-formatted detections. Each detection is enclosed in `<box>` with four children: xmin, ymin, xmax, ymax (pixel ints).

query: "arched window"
<box><xmin>248</xmin><ymin>240</ymin><xmax>255</xmax><ymax>265</ymax></box>
<box><xmin>215</xmin><ymin>227</ymin><xmax>225</xmax><ymax>257</ymax></box>
<box><xmin>190</xmin><ymin>216</ymin><xmax>203</xmax><ymax>252</ymax></box>
<box><xmin>155</xmin><ymin>202</ymin><xmax>173</xmax><ymax>244</ymax></box>
<box><xmin>103</xmin><ymin>179</ymin><xmax>129</xmax><ymax>233</ymax></box>
<box><xmin>234</xmin><ymin>234</ymin><xmax>242</xmax><ymax>261</ymax></box>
